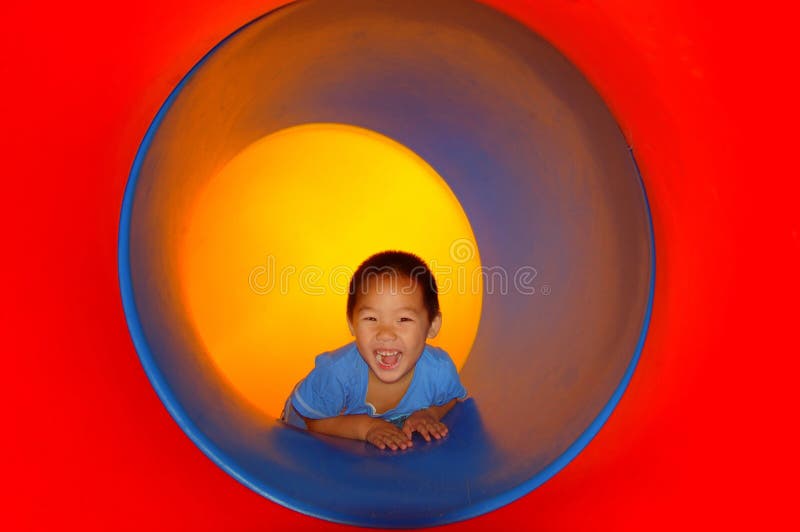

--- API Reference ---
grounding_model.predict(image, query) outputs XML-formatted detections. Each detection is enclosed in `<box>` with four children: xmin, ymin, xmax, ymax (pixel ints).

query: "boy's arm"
<box><xmin>302</xmin><ymin>412</ymin><xmax>413</xmax><ymax>451</ymax></box>
<box><xmin>424</xmin><ymin>398</ymin><xmax>458</xmax><ymax>421</ymax></box>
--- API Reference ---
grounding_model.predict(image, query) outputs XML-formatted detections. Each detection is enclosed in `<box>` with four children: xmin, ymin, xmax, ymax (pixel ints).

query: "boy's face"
<box><xmin>348</xmin><ymin>274</ymin><xmax>441</xmax><ymax>385</ymax></box>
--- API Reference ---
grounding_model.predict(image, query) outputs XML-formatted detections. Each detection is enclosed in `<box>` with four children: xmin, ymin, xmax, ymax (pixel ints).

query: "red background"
<box><xmin>3</xmin><ymin>0</ymin><xmax>798</xmax><ymax>529</ymax></box>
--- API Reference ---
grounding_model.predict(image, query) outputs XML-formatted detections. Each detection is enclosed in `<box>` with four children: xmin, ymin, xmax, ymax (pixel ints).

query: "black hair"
<box><xmin>346</xmin><ymin>250</ymin><xmax>440</xmax><ymax>323</ymax></box>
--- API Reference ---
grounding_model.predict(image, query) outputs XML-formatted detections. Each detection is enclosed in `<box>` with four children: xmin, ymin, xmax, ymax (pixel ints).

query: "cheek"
<box><xmin>354</xmin><ymin>323</ymin><xmax>374</xmax><ymax>337</ymax></box>
<box><xmin>403</xmin><ymin>327</ymin><xmax>428</xmax><ymax>343</ymax></box>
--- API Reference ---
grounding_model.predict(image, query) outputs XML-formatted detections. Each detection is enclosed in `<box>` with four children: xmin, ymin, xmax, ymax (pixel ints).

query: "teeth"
<box><xmin>376</xmin><ymin>350</ymin><xmax>401</xmax><ymax>367</ymax></box>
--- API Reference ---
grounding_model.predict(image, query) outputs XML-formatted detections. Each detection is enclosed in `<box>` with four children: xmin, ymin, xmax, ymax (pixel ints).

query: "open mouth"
<box><xmin>375</xmin><ymin>349</ymin><xmax>402</xmax><ymax>371</ymax></box>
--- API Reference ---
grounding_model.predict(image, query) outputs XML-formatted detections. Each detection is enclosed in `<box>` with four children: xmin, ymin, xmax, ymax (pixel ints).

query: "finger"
<box><xmin>402</xmin><ymin>424</ymin><xmax>413</xmax><ymax>439</ymax></box>
<box><xmin>422</xmin><ymin>423</ymin><xmax>440</xmax><ymax>440</ymax></box>
<box><xmin>395</xmin><ymin>433</ymin><xmax>412</xmax><ymax>449</ymax></box>
<box><xmin>426</xmin><ymin>425</ymin><xmax>441</xmax><ymax>440</ymax></box>
<box><xmin>428</xmin><ymin>423</ymin><xmax>444</xmax><ymax>440</ymax></box>
<box><xmin>384</xmin><ymin>436</ymin><xmax>399</xmax><ymax>451</ymax></box>
<box><xmin>376</xmin><ymin>431</ymin><xmax>399</xmax><ymax>450</ymax></box>
<box><xmin>393</xmin><ymin>426</ymin><xmax>411</xmax><ymax>439</ymax></box>
<box><xmin>417</xmin><ymin>425</ymin><xmax>432</xmax><ymax>442</ymax></box>
<box><xmin>367</xmin><ymin>429</ymin><xmax>386</xmax><ymax>449</ymax></box>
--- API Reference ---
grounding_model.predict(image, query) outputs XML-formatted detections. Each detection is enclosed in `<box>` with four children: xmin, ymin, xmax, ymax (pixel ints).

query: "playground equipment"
<box><xmin>119</xmin><ymin>0</ymin><xmax>654</xmax><ymax>526</ymax></box>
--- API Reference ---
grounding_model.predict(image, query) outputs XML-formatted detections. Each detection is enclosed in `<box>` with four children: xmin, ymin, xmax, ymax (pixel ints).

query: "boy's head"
<box><xmin>347</xmin><ymin>251</ymin><xmax>440</xmax><ymax>323</ymax></box>
<box><xmin>346</xmin><ymin>251</ymin><xmax>442</xmax><ymax>384</ymax></box>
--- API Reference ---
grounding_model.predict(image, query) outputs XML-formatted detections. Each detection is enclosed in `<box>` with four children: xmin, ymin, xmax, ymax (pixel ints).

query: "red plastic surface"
<box><xmin>3</xmin><ymin>0</ymin><xmax>798</xmax><ymax>529</ymax></box>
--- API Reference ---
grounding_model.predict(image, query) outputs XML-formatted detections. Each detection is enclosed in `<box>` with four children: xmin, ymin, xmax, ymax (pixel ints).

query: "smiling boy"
<box><xmin>281</xmin><ymin>251</ymin><xmax>467</xmax><ymax>451</ymax></box>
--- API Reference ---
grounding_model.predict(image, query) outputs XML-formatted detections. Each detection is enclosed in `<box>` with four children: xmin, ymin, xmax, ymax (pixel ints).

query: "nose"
<box><xmin>376</xmin><ymin>323</ymin><xmax>397</xmax><ymax>341</ymax></box>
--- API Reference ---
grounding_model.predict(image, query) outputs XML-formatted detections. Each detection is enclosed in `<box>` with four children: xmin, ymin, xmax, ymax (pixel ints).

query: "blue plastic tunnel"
<box><xmin>119</xmin><ymin>0</ymin><xmax>654</xmax><ymax>527</ymax></box>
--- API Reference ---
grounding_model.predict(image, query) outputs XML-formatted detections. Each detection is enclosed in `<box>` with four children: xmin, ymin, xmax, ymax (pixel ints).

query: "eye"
<box><xmin>399</xmin><ymin>317</ymin><xmax>414</xmax><ymax>323</ymax></box>
<box><xmin>362</xmin><ymin>316</ymin><xmax>377</xmax><ymax>322</ymax></box>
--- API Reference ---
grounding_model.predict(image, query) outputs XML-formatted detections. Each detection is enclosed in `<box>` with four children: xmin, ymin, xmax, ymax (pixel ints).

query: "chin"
<box><xmin>372</xmin><ymin>366</ymin><xmax>408</xmax><ymax>383</ymax></box>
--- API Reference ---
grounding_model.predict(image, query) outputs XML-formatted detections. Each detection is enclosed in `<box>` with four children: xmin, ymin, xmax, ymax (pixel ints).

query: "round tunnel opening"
<box><xmin>119</xmin><ymin>0</ymin><xmax>655</xmax><ymax>527</ymax></box>
<box><xmin>179</xmin><ymin>122</ymin><xmax>483</xmax><ymax>419</ymax></box>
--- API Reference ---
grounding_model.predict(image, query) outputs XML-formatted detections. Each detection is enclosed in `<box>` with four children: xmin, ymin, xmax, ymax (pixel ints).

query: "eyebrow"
<box><xmin>357</xmin><ymin>306</ymin><xmax>421</xmax><ymax>313</ymax></box>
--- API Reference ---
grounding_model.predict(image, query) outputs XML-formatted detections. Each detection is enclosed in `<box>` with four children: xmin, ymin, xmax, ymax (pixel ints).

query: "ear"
<box><xmin>347</xmin><ymin>317</ymin><xmax>355</xmax><ymax>336</ymax></box>
<box><xmin>426</xmin><ymin>312</ymin><xmax>442</xmax><ymax>339</ymax></box>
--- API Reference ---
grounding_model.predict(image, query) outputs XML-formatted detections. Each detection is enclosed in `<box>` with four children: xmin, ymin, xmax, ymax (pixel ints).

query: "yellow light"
<box><xmin>179</xmin><ymin>123</ymin><xmax>482</xmax><ymax>419</ymax></box>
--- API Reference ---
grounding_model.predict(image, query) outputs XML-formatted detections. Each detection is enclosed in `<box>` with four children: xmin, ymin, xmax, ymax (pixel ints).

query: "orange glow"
<box><xmin>180</xmin><ymin>123</ymin><xmax>482</xmax><ymax>419</ymax></box>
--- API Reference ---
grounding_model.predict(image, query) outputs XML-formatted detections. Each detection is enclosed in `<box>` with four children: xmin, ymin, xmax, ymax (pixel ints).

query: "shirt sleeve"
<box><xmin>432</xmin><ymin>353</ymin><xmax>468</xmax><ymax>406</ymax></box>
<box><xmin>291</xmin><ymin>355</ymin><xmax>347</xmax><ymax>419</ymax></box>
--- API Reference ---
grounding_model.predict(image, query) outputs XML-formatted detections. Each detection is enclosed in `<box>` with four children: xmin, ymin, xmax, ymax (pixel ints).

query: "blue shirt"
<box><xmin>284</xmin><ymin>342</ymin><xmax>467</xmax><ymax>428</ymax></box>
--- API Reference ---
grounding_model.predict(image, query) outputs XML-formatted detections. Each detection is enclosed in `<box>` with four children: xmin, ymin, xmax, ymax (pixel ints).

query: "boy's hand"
<box><xmin>364</xmin><ymin>419</ymin><xmax>413</xmax><ymax>451</ymax></box>
<box><xmin>402</xmin><ymin>408</ymin><xmax>448</xmax><ymax>442</ymax></box>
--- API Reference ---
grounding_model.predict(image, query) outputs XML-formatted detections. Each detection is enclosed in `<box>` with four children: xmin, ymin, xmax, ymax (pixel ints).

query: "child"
<box><xmin>281</xmin><ymin>250</ymin><xmax>467</xmax><ymax>451</ymax></box>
